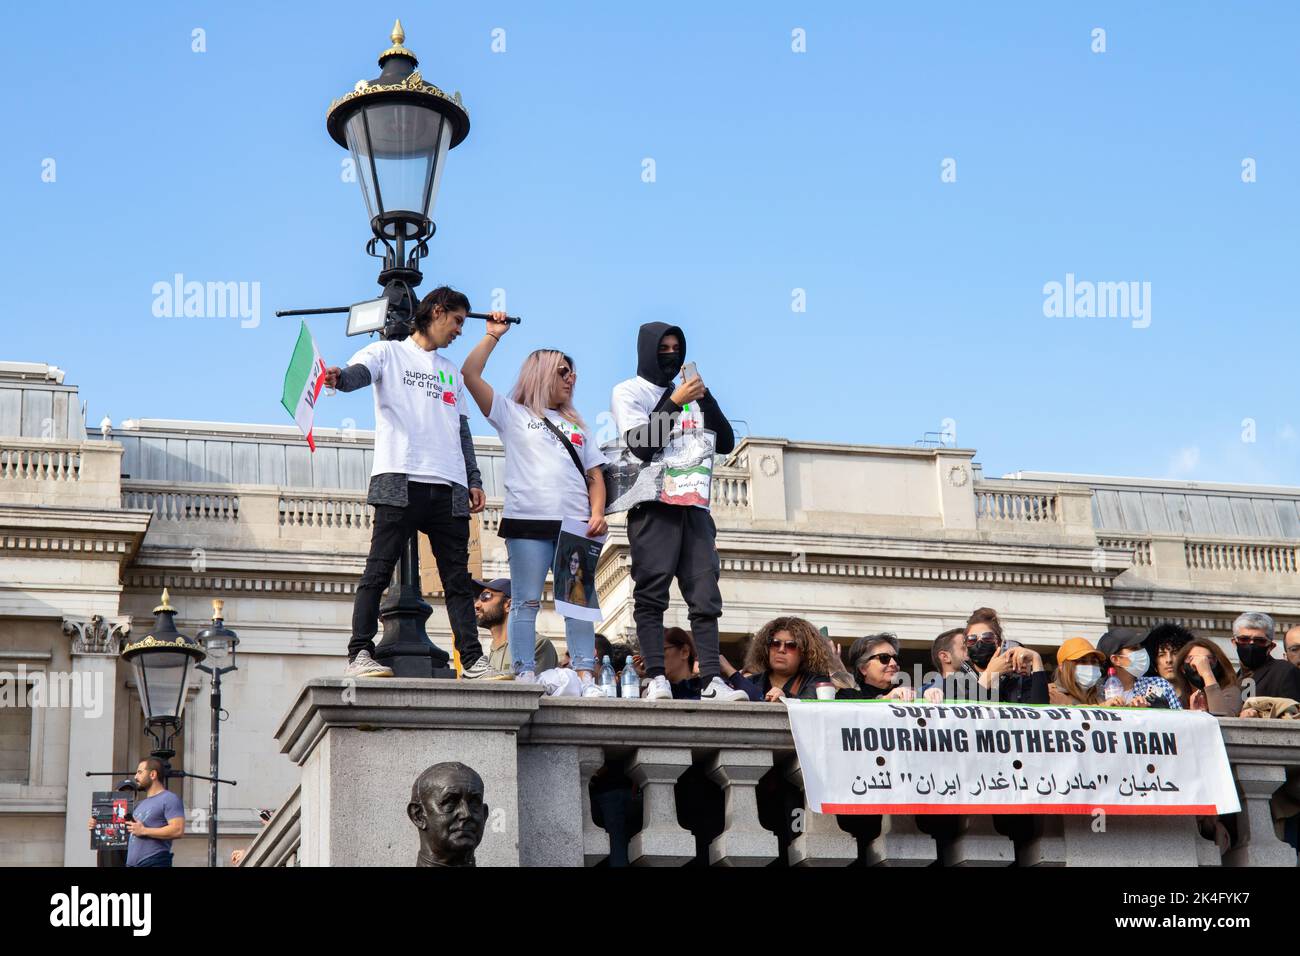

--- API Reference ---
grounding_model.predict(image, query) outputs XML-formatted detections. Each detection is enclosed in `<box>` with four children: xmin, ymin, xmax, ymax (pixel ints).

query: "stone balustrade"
<box><xmin>0</xmin><ymin>439</ymin><xmax>123</xmax><ymax>509</ymax></box>
<box><xmin>241</xmin><ymin>679</ymin><xmax>1300</xmax><ymax>868</ymax></box>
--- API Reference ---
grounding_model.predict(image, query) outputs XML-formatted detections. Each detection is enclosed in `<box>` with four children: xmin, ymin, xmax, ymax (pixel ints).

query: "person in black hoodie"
<box><xmin>610</xmin><ymin>322</ymin><xmax>746</xmax><ymax>703</ymax></box>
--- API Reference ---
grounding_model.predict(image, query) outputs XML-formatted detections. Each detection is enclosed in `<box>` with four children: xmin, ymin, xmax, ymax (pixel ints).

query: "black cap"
<box><xmin>472</xmin><ymin>577</ymin><xmax>511</xmax><ymax>598</ymax></box>
<box><xmin>1097</xmin><ymin>627</ymin><xmax>1144</xmax><ymax>661</ymax></box>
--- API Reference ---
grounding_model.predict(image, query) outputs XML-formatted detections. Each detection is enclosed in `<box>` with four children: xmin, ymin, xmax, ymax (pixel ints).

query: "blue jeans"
<box><xmin>506</xmin><ymin>537</ymin><xmax>595</xmax><ymax>674</ymax></box>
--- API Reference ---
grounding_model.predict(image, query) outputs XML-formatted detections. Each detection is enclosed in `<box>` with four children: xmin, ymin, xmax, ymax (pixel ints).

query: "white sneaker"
<box><xmin>643</xmin><ymin>675</ymin><xmax>673</xmax><ymax>701</ymax></box>
<box><xmin>580</xmin><ymin>673</ymin><xmax>605</xmax><ymax>698</ymax></box>
<box><xmin>343</xmin><ymin>649</ymin><xmax>393</xmax><ymax>678</ymax></box>
<box><xmin>700</xmin><ymin>676</ymin><xmax>749</xmax><ymax>702</ymax></box>
<box><xmin>516</xmin><ymin>670</ymin><xmax>538</xmax><ymax>684</ymax></box>
<box><xmin>461</xmin><ymin>657</ymin><xmax>511</xmax><ymax>681</ymax></box>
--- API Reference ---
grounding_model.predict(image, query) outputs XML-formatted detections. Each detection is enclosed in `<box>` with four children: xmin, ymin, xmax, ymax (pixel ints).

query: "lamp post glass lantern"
<box><xmin>121</xmin><ymin>589</ymin><xmax>206</xmax><ymax>728</ymax></box>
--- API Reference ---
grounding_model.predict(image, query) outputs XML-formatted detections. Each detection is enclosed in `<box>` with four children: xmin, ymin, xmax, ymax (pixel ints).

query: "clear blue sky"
<box><xmin>4</xmin><ymin>2</ymin><xmax>1298</xmax><ymax>484</ymax></box>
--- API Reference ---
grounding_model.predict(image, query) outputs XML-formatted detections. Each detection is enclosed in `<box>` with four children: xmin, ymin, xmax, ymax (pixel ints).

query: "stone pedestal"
<box><xmin>707</xmin><ymin>748</ymin><xmax>777</xmax><ymax>866</ymax></box>
<box><xmin>277</xmin><ymin>679</ymin><xmax>540</xmax><ymax>866</ymax></box>
<box><xmin>1223</xmin><ymin>764</ymin><xmax>1294</xmax><ymax>867</ymax></box>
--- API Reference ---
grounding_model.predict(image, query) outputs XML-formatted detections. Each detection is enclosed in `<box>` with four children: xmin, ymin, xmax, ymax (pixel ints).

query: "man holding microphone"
<box><xmin>323</xmin><ymin>286</ymin><xmax>506</xmax><ymax>679</ymax></box>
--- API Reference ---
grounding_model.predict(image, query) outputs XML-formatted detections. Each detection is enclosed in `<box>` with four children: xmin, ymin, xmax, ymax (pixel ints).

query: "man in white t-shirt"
<box><xmin>610</xmin><ymin>321</ymin><xmax>747</xmax><ymax>702</ymax></box>
<box><xmin>323</xmin><ymin>286</ymin><xmax>500</xmax><ymax>678</ymax></box>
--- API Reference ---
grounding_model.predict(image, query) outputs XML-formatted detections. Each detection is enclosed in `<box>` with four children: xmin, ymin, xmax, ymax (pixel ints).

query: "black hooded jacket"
<box><xmin>620</xmin><ymin>321</ymin><xmax>735</xmax><ymax>463</ymax></box>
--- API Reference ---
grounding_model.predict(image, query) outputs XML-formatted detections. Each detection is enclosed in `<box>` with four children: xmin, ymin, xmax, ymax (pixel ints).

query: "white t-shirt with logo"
<box><xmin>611</xmin><ymin>376</ymin><xmax>704</xmax><ymax>436</ymax></box>
<box><xmin>347</xmin><ymin>337</ymin><xmax>467</xmax><ymax>487</ymax></box>
<box><xmin>487</xmin><ymin>392</ymin><xmax>608</xmax><ymax>520</ymax></box>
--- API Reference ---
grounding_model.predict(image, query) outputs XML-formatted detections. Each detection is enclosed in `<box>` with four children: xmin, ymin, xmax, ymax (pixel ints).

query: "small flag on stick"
<box><xmin>280</xmin><ymin>322</ymin><xmax>326</xmax><ymax>451</ymax></box>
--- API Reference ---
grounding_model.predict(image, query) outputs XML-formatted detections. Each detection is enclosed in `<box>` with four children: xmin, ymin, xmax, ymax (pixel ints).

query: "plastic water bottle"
<box><xmin>1101</xmin><ymin>667</ymin><xmax>1123</xmax><ymax>704</ymax></box>
<box><xmin>598</xmin><ymin>655</ymin><xmax>617</xmax><ymax>698</ymax></box>
<box><xmin>621</xmin><ymin>658</ymin><xmax>641</xmax><ymax>700</ymax></box>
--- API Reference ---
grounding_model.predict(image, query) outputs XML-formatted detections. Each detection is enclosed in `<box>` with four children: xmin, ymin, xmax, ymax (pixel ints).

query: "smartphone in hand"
<box><xmin>681</xmin><ymin>361</ymin><xmax>698</xmax><ymax>382</ymax></box>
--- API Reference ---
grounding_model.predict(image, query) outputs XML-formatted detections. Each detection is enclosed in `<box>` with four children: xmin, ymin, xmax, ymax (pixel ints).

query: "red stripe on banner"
<box><xmin>306</xmin><ymin>429</ymin><xmax>315</xmax><ymax>452</ymax></box>
<box><xmin>821</xmin><ymin>803</ymin><xmax>1217</xmax><ymax>816</ymax></box>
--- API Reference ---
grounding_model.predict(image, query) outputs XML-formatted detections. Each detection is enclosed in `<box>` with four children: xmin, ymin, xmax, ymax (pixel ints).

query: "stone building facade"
<box><xmin>2</xmin><ymin>360</ymin><xmax>1299</xmax><ymax>865</ymax></box>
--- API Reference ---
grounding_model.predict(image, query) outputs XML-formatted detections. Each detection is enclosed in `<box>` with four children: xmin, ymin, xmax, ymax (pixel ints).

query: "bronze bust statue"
<box><xmin>408</xmin><ymin>762</ymin><xmax>489</xmax><ymax>867</ymax></box>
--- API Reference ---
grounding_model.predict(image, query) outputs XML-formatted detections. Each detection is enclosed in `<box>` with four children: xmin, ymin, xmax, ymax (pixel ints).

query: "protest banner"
<box><xmin>786</xmin><ymin>699</ymin><xmax>1241</xmax><ymax>816</ymax></box>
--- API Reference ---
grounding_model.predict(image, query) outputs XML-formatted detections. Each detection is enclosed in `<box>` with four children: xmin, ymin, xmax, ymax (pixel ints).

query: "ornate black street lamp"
<box><xmin>326</xmin><ymin>18</ymin><xmax>470</xmax><ymax>338</ymax></box>
<box><xmin>275</xmin><ymin>21</ymin><xmax>473</xmax><ymax>677</ymax></box>
<box><xmin>195</xmin><ymin>599</ymin><xmax>239</xmax><ymax>869</ymax></box>
<box><xmin>120</xmin><ymin>589</ymin><xmax>207</xmax><ymax>761</ymax></box>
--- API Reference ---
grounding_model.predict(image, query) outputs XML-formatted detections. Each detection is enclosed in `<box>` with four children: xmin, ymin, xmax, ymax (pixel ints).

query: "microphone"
<box><xmin>466</xmin><ymin>311</ymin><xmax>522</xmax><ymax>326</ymax></box>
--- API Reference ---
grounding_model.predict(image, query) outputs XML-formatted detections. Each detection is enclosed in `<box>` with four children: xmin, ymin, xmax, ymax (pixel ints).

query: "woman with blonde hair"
<box><xmin>1049</xmin><ymin>637</ymin><xmax>1107</xmax><ymax>706</ymax></box>
<box><xmin>738</xmin><ymin>616</ymin><xmax>849</xmax><ymax>701</ymax></box>
<box><xmin>461</xmin><ymin>318</ymin><xmax>608</xmax><ymax>695</ymax></box>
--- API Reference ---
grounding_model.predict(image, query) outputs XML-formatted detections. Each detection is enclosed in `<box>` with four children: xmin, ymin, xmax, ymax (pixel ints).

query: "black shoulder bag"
<box><xmin>540</xmin><ymin>418</ymin><xmax>592</xmax><ymax>485</ymax></box>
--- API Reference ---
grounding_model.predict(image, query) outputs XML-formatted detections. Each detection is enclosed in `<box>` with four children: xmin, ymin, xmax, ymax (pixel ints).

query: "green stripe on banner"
<box><xmin>280</xmin><ymin>322</ymin><xmax>315</xmax><ymax>415</ymax></box>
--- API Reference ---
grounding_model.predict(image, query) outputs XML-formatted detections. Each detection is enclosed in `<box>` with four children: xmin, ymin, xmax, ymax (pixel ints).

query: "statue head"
<box><xmin>408</xmin><ymin>762</ymin><xmax>488</xmax><ymax>867</ymax></box>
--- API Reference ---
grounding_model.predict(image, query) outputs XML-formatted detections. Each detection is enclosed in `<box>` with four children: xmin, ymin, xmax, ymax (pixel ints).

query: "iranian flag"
<box><xmin>280</xmin><ymin>322</ymin><xmax>327</xmax><ymax>451</ymax></box>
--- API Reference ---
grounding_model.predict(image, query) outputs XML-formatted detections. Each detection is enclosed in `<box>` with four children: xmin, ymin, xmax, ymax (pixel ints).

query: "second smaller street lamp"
<box><xmin>120</xmin><ymin>589</ymin><xmax>206</xmax><ymax>749</ymax></box>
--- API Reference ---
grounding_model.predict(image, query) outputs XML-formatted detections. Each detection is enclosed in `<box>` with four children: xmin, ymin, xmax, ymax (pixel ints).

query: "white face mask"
<box><xmin>1123</xmin><ymin>649</ymin><xmax>1150</xmax><ymax>678</ymax></box>
<box><xmin>1074</xmin><ymin>664</ymin><xmax>1102</xmax><ymax>688</ymax></box>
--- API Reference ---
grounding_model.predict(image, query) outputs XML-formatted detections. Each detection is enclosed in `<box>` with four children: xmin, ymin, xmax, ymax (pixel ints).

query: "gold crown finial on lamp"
<box><xmin>153</xmin><ymin>588</ymin><xmax>174</xmax><ymax>614</ymax></box>
<box><xmin>379</xmin><ymin>18</ymin><xmax>416</xmax><ymax>63</ymax></box>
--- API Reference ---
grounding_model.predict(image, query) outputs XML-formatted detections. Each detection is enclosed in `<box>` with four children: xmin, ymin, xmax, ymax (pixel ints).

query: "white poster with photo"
<box><xmin>552</xmin><ymin>518</ymin><xmax>606</xmax><ymax>622</ymax></box>
<box><xmin>785</xmin><ymin>699</ymin><xmax>1241</xmax><ymax>816</ymax></box>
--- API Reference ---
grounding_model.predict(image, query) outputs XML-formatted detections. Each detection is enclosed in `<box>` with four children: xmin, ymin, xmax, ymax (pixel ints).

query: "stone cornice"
<box><xmin>130</xmin><ymin>545</ymin><xmax>365</xmax><ymax>577</ymax></box>
<box><xmin>123</xmin><ymin>569</ymin><xmax>360</xmax><ymax>596</ymax></box>
<box><xmin>597</xmin><ymin>534</ymin><xmax>1123</xmax><ymax>595</ymax></box>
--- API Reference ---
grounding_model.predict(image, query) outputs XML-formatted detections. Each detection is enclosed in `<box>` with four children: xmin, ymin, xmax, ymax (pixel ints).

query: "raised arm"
<box><xmin>460</xmin><ymin>313</ymin><xmax>511</xmax><ymax>417</ymax></box>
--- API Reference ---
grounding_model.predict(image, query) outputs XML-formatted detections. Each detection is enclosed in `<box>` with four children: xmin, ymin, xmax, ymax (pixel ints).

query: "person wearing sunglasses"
<box><xmin>1231</xmin><ymin>611</ymin><xmax>1300</xmax><ymax>702</ymax></box>
<box><xmin>472</xmin><ymin>578</ymin><xmax>558</xmax><ymax>677</ymax></box>
<box><xmin>839</xmin><ymin>634</ymin><xmax>919</xmax><ymax>701</ymax></box>
<box><xmin>738</xmin><ymin>617</ymin><xmax>843</xmax><ymax>701</ymax></box>
<box><xmin>460</xmin><ymin>318</ymin><xmax>608</xmax><ymax>697</ymax></box>
<box><xmin>964</xmin><ymin>607</ymin><xmax>1049</xmax><ymax>704</ymax></box>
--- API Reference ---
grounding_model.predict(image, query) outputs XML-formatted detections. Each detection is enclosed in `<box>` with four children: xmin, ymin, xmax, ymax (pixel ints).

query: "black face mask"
<box><xmin>1237</xmin><ymin>645</ymin><xmax>1270</xmax><ymax>670</ymax></box>
<box><xmin>968</xmin><ymin>642</ymin><xmax>998</xmax><ymax>668</ymax></box>
<box><xmin>1182</xmin><ymin>657</ymin><xmax>1225</xmax><ymax>689</ymax></box>
<box><xmin>657</xmin><ymin>351</ymin><xmax>684</xmax><ymax>380</ymax></box>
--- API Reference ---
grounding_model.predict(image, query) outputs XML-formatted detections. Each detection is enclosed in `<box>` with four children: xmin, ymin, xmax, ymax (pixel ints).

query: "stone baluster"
<box><xmin>1061</xmin><ymin>814</ymin><xmax>1202</xmax><ymax>865</ymax></box>
<box><xmin>938</xmin><ymin>815</ymin><xmax>1016</xmax><ymax>866</ymax></box>
<box><xmin>627</xmin><ymin>747</ymin><xmax>695</xmax><ymax>866</ymax></box>
<box><xmin>1014</xmin><ymin>815</ymin><xmax>1065</xmax><ymax>867</ymax></box>
<box><xmin>1223</xmin><ymin>764</ymin><xmax>1296</xmax><ymax>867</ymax></box>
<box><xmin>707</xmin><ymin>749</ymin><xmax>778</xmax><ymax>866</ymax></box>
<box><xmin>785</xmin><ymin>757</ymin><xmax>857</xmax><ymax>866</ymax></box>
<box><xmin>578</xmin><ymin>746</ymin><xmax>610</xmax><ymax>867</ymax></box>
<box><xmin>865</xmin><ymin>814</ymin><xmax>936</xmax><ymax>866</ymax></box>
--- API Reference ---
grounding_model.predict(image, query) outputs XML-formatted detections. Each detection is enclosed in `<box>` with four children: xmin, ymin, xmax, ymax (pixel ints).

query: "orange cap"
<box><xmin>1057</xmin><ymin>637</ymin><xmax>1096</xmax><ymax>666</ymax></box>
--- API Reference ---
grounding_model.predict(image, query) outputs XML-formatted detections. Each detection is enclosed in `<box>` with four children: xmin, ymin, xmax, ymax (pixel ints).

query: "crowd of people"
<box><xmin>324</xmin><ymin>286</ymin><xmax>1300</xmax><ymax>727</ymax></box>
